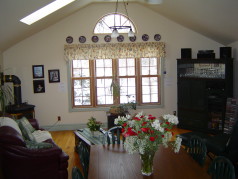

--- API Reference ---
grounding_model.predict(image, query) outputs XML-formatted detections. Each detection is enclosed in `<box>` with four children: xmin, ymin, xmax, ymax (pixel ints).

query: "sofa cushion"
<box><xmin>16</xmin><ymin>117</ymin><xmax>35</xmax><ymax>133</ymax></box>
<box><xmin>18</xmin><ymin>122</ymin><xmax>35</xmax><ymax>141</ymax></box>
<box><xmin>0</xmin><ymin>117</ymin><xmax>22</xmax><ymax>135</ymax></box>
<box><xmin>25</xmin><ymin>140</ymin><xmax>53</xmax><ymax>149</ymax></box>
<box><xmin>32</xmin><ymin>130</ymin><xmax>52</xmax><ymax>143</ymax></box>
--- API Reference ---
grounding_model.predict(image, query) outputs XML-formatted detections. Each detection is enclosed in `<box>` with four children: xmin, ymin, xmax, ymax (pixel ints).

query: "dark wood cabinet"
<box><xmin>177</xmin><ymin>58</ymin><xmax>233</xmax><ymax>134</ymax></box>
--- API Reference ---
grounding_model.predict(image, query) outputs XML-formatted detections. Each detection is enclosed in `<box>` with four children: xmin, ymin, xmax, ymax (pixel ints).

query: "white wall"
<box><xmin>3</xmin><ymin>3</ymin><xmax>223</xmax><ymax>129</ymax></box>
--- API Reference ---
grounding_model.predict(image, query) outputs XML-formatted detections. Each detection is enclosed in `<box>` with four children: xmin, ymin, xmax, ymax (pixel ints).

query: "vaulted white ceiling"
<box><xmin>1</xmin><ymin>0</ymin><xmax>238</xmax><ymax>52</ymax></box>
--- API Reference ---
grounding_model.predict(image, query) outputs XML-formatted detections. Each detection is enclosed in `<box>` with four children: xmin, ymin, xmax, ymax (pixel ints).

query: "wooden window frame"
<box><xmin>71</xmin><ymin>58</ymin><xmax>161</xmax><ymax>109</ymax></box>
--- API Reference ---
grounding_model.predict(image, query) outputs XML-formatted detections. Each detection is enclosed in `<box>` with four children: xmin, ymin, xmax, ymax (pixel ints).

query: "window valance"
<box><xmin>64</xmin><ymin>42</ymin><xmax>165</xmax><ymax>61</ymax></box>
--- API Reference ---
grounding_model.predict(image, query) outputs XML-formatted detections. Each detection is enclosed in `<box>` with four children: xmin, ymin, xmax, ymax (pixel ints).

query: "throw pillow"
<box><xmin>16</xmin><ymin>117</ymin><xmax>35</xmax><ymax>133</ymax></box>
<box><xmin>32</xmin><ymin>130</ymin><xmax>52</xmax><ymax>143</ymax></box>
<box><xmin>25</xmin><ymin>140</ymin><xmax>53</xmax><ymax>149</ymax></box>
<box><xmin>0</xmin><ymin>117</ymin><xmax>22</xmax><ymax>135</ymax></box>
<box><xmin>18</xmin><ymin>122</ymin><xmax>35</xmax><ymax>141</ymax></box>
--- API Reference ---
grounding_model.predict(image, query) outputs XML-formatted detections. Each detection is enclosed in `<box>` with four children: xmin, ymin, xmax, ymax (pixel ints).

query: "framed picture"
<box><xmin>33</xmin><ymin>80</ymin><xmax>45</xmax><ymax>93</ymax></box>
<box><xmin>48</xmin><ymin>69</ymin><xmax>60</xmax><ymax>83</ymax></box>
<box><xmin>32</xmin><ymin>65</ymin><xmax>44</xmax><ymax>78</ymax></box>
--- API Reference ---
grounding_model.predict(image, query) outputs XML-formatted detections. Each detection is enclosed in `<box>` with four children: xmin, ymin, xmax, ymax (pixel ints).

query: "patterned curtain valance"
<box><xmin>64</xmin><ymin>42</ymin><xmax>165</xmax><ymax>61</ymax></box>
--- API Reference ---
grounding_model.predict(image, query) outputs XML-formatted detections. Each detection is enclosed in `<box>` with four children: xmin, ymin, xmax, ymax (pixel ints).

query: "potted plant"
<box><xmin>0</xmin><ymin>73</ymin><xmax>13</xmax><ymax>116</ymax></box>
<box><xmin>86</xmin><ymin>117</ymin><xmax>102</xmax><ymax>135</ymax></box>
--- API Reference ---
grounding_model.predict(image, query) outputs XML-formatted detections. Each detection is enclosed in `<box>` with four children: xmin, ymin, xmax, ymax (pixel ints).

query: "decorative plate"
<box><xmin>129</xmin><ymin>36</ymin><xmax>136</xmax><ymax>42</ymax></box>
<box><xmin>66</xmin><ymin>36</ymin><xmax>73</xmax><ymax>44</ymax></box>
<box><xmin>117</xmin><ymin>35</ymin><xmax>124</xmax><ymax>42</ymax></box>
<box><xmin>142</xmin><ymin>34</ymin><xmax>149</xmax><ymax>41</ymax></box>
<box><xmin>92</xmin><ymin>36</ymin><xmax>99</xmax><ymax>43</ymax></box>
<box><xmin>104</xmin><ymin>35</ymin><xmax>111</xmax><ymax>42</ymax></box>
<box><xmin>154</xmin><ymin>34</ymin><xmax>161</xmax><ymax>41</ymax></box>
<box><xmin>79</xmin><ymin>36</ymin><xmax>86</xmax><ymax>43</ymax></box>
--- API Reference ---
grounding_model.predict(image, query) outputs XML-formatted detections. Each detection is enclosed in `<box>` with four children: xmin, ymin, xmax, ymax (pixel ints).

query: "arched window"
<box><xmin>94</xmin><ymin>13</ymin><xmax>136</xmax><ymax>34</ymax></box>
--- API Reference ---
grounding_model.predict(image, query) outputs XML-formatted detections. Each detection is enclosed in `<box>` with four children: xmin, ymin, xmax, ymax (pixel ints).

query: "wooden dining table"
<box><xmin>88</xmin><ymin>144</ymin><xmax>211</xmax><ymax>179</ymax></box>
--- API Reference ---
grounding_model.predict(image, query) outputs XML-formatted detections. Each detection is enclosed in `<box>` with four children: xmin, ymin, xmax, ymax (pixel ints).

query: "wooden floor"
<box><xmin>50</xmin><ymin>127</ymin><xmax>204</xmax><ymax>179</ymax></box>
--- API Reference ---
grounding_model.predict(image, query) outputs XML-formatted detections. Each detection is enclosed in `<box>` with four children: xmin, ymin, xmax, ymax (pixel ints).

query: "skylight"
<box><xmin>20</xmin><ymin>0</ymin><xmax>75</xmax><ymax>25</ymax></box>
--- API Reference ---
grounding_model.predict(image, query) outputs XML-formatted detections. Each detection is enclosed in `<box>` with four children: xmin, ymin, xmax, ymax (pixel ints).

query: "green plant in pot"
<box><xmin>0</xmin><ymin>73</ymin><xmax>13</xmax><ymax>116</ymax></box>
<box><xmin>87</xmin><ymin>117</ymin><xmax>102</xmax><ymax>133</ymax></box>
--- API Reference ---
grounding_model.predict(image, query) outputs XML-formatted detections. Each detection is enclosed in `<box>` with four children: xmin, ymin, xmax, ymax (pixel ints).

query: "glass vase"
<box><xmin>140</xmin><ymin>150</ymin><xmax>156</xmax><ymax>176</ymax></box>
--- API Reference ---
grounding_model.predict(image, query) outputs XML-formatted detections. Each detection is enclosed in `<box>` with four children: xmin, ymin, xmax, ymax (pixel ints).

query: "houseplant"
<box><xmin>114</xmin><ymin>111</ymin><xmax>182</xmax><ymax>176</ymax></box>
<box><xmin>86</xmin><ymin>117</ymin><xmax>102</xmax><ymax>135</ymax></box>
<box><xmin>0</xmin><ymin>73</ymin><xmax>13</xmax><ymax>115</ymax></box>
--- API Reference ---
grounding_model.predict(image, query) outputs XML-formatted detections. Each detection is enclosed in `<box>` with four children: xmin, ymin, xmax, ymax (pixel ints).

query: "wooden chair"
<box><xmin>186</xmin><ymin>136</ymin><xmax>207</xmax><ymax>166</ymax></box>
<box><xmin>72</xmin><ymin>166</ymin><xmax>84</xmax><ymax>179</ymax></box>
<box><xmin>208</xmin><ymin>156</ymin><xmax>236</xmax><ymax>179</ymax></box>
<box><xmin>106</xmin><ymin>126</ymin><xmax>123</xmax><ymax>144</ymax></box>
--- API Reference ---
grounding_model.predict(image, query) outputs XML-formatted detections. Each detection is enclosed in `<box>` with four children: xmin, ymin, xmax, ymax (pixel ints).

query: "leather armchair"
<box><xmin>0</xmin><ymin>118</ymin><xmax>69</xmax><ymax>179</ymax></box>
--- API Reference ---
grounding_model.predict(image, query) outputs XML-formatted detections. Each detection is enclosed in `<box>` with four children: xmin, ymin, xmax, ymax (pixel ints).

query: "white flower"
<box><xmin>135</xmin><ymin>111</ymin><xmax>143</xmax><ymax>118</ymax></box>
<box><xmin>163</xmin><ymin>114</ymin><xmax>179</xmax><ymax>125</ymax></box>
<box><xmin>114</xmin><ymin>115</ymin><xmax>128</xmax><ymax>125</ymax></box>
<box><xmin>152</xmin><ymin>120</ymin><xmax>164</xmax><ymax>132</ymax></box>
<box><xmin>173</xmin><ymin>137</ymin><xmax>182</xmax><ymax>153</ymax></box>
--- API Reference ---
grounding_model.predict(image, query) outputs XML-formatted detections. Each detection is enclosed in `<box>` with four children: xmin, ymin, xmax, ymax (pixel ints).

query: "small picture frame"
<box><xmin>32</xmin><ymin>65</ymin><xmax>44</xmax><ymax>78</ymax></box>
<box><xmin>33</xmin><ymin>80</ymin><xmax>45</xmax><ymax>93</ymax></box>
<box><xmin>48</xmin><ymin>69</ymin><xmax>60</xmax><ymax>83</ymax></box>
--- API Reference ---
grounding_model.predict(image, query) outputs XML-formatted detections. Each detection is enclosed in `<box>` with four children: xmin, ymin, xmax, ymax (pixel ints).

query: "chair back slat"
<box><xmin>106</xmin><ymin>126</ymin><xmax>122</xmax><ymax>144</ymax></box>
<box><xmin>208</xmin><ymin>156</ymin><xmax>236</xmax><ymax>179</ymax></box>
<box><xmin>186</xmin><ymin>136</ymin><xmax>207</xmax><ymax>166</ymax></box>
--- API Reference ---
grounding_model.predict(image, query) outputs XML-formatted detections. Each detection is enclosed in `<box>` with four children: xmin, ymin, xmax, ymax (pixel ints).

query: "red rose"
<box><xmin>124</xmin><ymin>127</ymin><xmax>138</xmax><ymax>137</ymax></box>
<box><xmin>150</xmin><ymin>130</ymin><xmax>154</xmax><ymax>134</ymax></box>
<box><xmin>122</xmin><ymin>123</ymin><xmax>127</xmax><ymax>127</ymax></box>
<box><xmin>142</xmin><ymin>122</ymin><xmax>147</xmax><ymax>126</ymax></box>
<box><xmin>166</xmin><ymin>122</ymin><xmax>170</xmax><ymax>125</ymax></box>
<box><xmin>148</xmin><ymin>115</ymin><xmax>156</xmax><ymax>120</ymax></box>
<box><xmin>141</xmin><ymin>128</ymin><xmax>150</xmax><ymax>133</ymax></box>
<box><xmin>149</xmin><ymin>137</ymin><xmax>156</xmax><ymax>141</ymax></box>
<box><xmin>133</xmin><ymin>117</ymin><xmax>141</xmax><ymax>121</ymax></box>
<box><xmin>162</xmin><ymin>135</ymin><xmax>164</xmax><ymax>138</ymax></box>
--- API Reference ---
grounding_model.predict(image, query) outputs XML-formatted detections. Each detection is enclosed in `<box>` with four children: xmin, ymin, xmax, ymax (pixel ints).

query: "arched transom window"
<box><xmin>94</xmin><ymin>13</ymin><xmax>136</xmax><ymax>34</ymax></box>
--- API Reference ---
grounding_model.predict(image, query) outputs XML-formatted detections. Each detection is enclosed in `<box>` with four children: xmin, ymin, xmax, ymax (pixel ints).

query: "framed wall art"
<box><xmin>32</xmin><ymin>65</ymin><xmax>44</xmax><ymax>78</ymax></box>
<box><xmin>48</xmin><ymin>69</ymin><xmax>60</xmax><ymax>83</ymax></box>
<box><xmin>33</xmin><ymin>80</ymin><xmax>45</xmax><ymax>93</ymax></box>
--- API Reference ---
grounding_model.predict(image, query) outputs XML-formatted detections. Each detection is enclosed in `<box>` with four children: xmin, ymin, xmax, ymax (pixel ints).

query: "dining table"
<box><xmin>88</xmin><ymin>144</ymin><xmax>211</xmax><ymax>179</ymax></box>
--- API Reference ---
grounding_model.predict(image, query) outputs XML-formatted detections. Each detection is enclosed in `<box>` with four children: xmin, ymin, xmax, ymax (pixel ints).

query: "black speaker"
<box><xmin>220</xmin><ymin>47</ymin><xmax>232</xmax><ymax>58</ymax></box>
<box><xmin>181</xmin><ymin>48</ymin><xmax>192</xmax><ymax>59</ymax></box>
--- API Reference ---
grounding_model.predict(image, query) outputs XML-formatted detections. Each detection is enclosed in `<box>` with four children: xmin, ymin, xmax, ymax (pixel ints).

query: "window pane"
<box><xmin>94</xmin><ymin>14</ymin><xmax>136</xmax><ymax>34</ymax></box>
<box><xmin>150</xmin><ymin>66</ymin><xmax>157</xmax><ymax>75</ymax></box>
<box><xmin>119</xmin><ymin>58</ymin><xmax>135</xmax><ymax>76</ymax></box>
<box><xmin>96</xmin><ymin>78</ymin><xmax>113</xmax><ymax>105</ymax></box>
<box><xmin>143</xmin><ymin>95</ymin><xmax>150</xmax><ymax>103</ymax></box>
<box><xmin>128</xmin><ymin>67</ymin><xmax>135</xmax><ymax>76</ymax></box>
<box><xmin>151</xmin><ymin>94</ymin><xmax>158</xmax><ymax>102</ymax></box>
<box><xmin>119</xmin><ymin>78</ymin><xmax>136</xmax><ymax>103</ymax></box>
<box><xmin>141</xmin><ymin>67</ymin><xmax>150</xmax><ymax>75</ymax></box>
<box><xmin>141</xmin><ymin>77</ymin><xmax>159</xmax><ymax>103</ymax></box>
<box><xmin>73</xmin><ymin>79</ymin><xmax>91</xmax><ymax>106</ymax></box>
<box><xmin>141</xmin><ymin>58</ymin><xmax>158</xmax><ymax>75</ymax></box>
<box><xmin>96</xmin><ymin>59</ymin><xmax>112</xmax><ymax>77</ymax></box>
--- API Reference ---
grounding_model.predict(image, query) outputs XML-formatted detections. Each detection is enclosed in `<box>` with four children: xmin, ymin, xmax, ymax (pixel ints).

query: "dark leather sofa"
<box><xmin>0</xmin><ymin>118</ymin><xmax>69</xmax><ymax>179</ymax></box>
